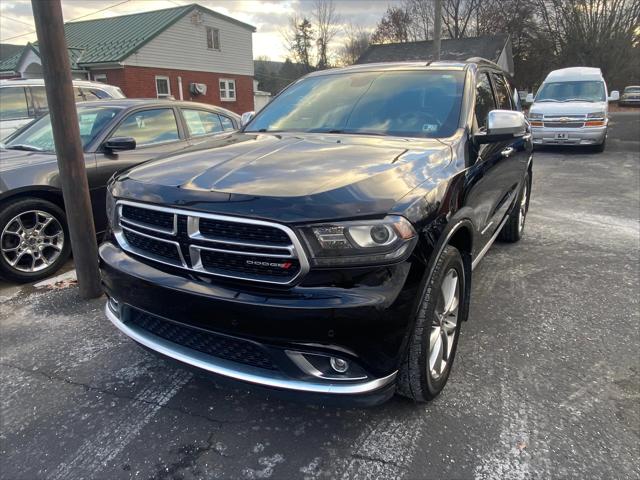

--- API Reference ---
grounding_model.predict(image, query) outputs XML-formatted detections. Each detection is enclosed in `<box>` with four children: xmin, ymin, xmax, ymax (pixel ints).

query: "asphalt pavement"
<box><xmin>1</xmin><ymin>112</ymin><xmax>639</xmax><ymax>480</ymax></box>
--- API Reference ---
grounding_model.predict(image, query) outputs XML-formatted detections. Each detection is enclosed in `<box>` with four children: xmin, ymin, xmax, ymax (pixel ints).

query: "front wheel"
<box><xmin>397</xmin><ymin>245</ymin><xmax>467</xmax><ymax>402</ymax></box>
<box><xmin>0</xmin><ymin>198</ymin><xmax>70</xmax><ymax>283</ymax></box>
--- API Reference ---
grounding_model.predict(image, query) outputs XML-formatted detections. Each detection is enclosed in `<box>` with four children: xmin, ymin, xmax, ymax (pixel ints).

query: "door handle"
<box><xmin>501</xmin><ymin>147</ymin><xmax>515</xmax><ymax>158</ymax></box>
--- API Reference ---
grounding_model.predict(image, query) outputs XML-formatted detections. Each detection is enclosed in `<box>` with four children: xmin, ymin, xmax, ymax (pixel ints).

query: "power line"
<box><xmin>0</xmin><ymin>14</ymin><xmax>34</xmax><ymax>28</ymax></box>
<box><xmin>0</xmin><ymin>0</ymin><xmax>132</xmax><ymax>42</ymax></box>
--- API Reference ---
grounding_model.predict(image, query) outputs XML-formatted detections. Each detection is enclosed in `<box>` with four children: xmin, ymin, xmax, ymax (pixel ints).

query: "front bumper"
<box><xmin>100</xmin><ymin>241</ymin><xmax>420</xmax><ymax>399</ymax></box>
<box><xmin>532</xmin><ymin>126</ymin><xmax>607</xmax><ymax>145</ymax></box>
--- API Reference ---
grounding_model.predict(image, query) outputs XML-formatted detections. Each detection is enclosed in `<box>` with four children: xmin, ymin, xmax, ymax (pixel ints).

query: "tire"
<box><xmin>0</xmin><ymin>198</ymin><xmax>70</xmax><ymax>283</ymax></box>
<box><xmin>397</xmin><ymin>245</ymin><xmax>467</xmax><ymax>402</ymax></box>
<box><xmin>498</xmin><ymin>172</ymin><xmax>530</xmax><ymax>243</ymax></box>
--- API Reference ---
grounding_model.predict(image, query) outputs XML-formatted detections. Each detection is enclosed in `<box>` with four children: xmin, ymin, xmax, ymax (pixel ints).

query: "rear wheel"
<box><xmin>498</xmin><ymin>173</ymin><xmax>530</xmax><ymax>243</ymax></box>
<box><xmin>0</xmin><ymin>198</ymin><xmax>70</xmax><ymax>283</ymax></box>
<box><xmin>397</xmin><ymin>245</ymin><xmax>467</xmax><ymax>402</ymax></box>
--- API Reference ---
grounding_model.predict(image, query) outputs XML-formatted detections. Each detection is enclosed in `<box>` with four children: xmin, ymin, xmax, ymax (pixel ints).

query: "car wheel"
<box><xmin>498</xmin><ymin>172</ymin><xmax>530</xmax><ymax>243</ymax></box>
<box><xmin>397</xmin><ymin>245</ymin><xmax>467</xmax><ymax>402</ymax></box>
<box><xmin>0</xmin><ymin>198</ymin><xmax>70</xmax><ymax>283</ymax></box>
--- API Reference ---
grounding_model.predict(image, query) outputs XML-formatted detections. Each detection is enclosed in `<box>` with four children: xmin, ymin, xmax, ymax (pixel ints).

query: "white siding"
<box><xmin>122</xmin><ymin>9</ymin><xmax>254</xmax><ymax>76</ymax></box>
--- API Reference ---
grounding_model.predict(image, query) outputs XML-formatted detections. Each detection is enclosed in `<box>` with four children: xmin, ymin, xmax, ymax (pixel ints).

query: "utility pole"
<box><xmin>433</xmin><ymin>0</ymin><xmax>442</xmax><ymax>61</ymax></box>
<box><xmin>31</xmin><ymin>0</ymin><xmax>102</xmax><ymax>299</ymax></box>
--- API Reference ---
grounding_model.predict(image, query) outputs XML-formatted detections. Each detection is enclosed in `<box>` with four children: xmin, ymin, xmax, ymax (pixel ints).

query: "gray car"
<box><xmin>0</xmin><ymin>99</ymin><xmax>239</xmax><ymax>282</ymax></box>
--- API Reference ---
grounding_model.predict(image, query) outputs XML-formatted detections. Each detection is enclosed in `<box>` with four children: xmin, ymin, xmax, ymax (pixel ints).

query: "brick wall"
<box><xmin>89</xmin><ymin>65</ymin><xmax>254</xmax><ymax>114</ymax></box>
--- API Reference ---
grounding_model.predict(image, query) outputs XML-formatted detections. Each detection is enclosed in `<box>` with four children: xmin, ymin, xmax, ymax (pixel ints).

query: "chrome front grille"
<box><xmin>114</xmin><ymin>200</ymin><xmax>309</xmax><ymax>285</ymax></box>
<box><xmin>542</xmin><ymin>114</ymin><xmax>586</xmax><ymax>128</ymax></box>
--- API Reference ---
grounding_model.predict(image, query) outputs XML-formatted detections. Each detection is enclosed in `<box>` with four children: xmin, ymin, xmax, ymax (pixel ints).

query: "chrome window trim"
<box><xmin>106</xmin><ymin>303</ymin><xmax>397</xmax><ymax>395</ymax></box>
<box><xmin>114</xmin><ymin>200</ymin><xmax>310</xmax><ymax>285</ymax></box>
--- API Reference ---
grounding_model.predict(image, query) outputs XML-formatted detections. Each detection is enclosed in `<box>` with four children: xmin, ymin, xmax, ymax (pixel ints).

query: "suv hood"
<box><xmin>530</xmin><ymin>101</ymin><xmax>607</xmax><ymax>116</ymax></box>
<box><xmin>114</xmin><ymin>133</ymin><xmax>451</xmax><ymax>223</ymax></box>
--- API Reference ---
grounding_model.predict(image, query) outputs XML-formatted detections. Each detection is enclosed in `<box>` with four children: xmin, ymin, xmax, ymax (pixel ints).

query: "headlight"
<box><xmin>528</xmin><ymin>112</ymin><xmax>543</xmax><ymax>120</ymax></box>
<box><xmin>587</xmin><ymin>111</ymin><xmax>605</xmax><ymax>119</ymax></box>
<box><xmin>301</xmin><ymin>216</ymin><xmax>417</xmax><ymax>267</ymax></box>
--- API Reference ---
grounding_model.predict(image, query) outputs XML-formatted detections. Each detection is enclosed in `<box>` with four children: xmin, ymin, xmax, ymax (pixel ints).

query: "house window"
<box><xmin>219</xmin><ymin>79</ymin><xmax>235</xmax><ymax>101</ymax></box>
<box><xmin>93</xmin><ymin>73</ymin><xmax>107</xmax><ymax>83</ymax></box>
<box><xmin>206</xmin><ymin>27</ymin><xmax>220</xmax><ymax>50</ymax></box>
<box><xmin>155</xmin><ymin>76</ymin><xmax>171</xmax><ymax>98</ymax></box>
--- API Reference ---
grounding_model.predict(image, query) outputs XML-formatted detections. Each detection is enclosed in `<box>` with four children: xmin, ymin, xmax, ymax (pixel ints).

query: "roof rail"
<box><xmin>466</xmin><ymin>57</ymin><xmax>502</xmax><ymax>69</ymax></box>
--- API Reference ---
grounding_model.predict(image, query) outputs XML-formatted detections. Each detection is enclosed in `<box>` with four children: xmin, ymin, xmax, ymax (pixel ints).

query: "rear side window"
<box><xmin>83</xmin><ymin>88</ymin><xmax>112</xmax><ymax>100</ymax></box>
<box><xmin>492</xmin><ymin>74</ymin><xmax>513</xmax><ymax>110</ymax></box>
<box><xmin>475</xmin><ymin>73</ymin><xmax>496</xmax><ymax>130</ymax></box>
<box><xmin>73</xmin><ymin>87</ymin><xmax>84</xmax><ymax>102</ymax></box>
<box><xmin>111</xmin><ymin>108</ymin><xmax>180</xmax><ymax>146</ymax></box>
<box><xmin>219</xmin><ymin>115</ymin><xmax>235</xmax><ymax>131</ymax></box>
<box><xmin>182</xmin><ymin>109</ymin><xmax>224</xmax><ymax>136</ymax></box>
<box><xmin>0</xmin><ymin>87</ymin><xmax>30</xmax><ymax>120</ymax></box>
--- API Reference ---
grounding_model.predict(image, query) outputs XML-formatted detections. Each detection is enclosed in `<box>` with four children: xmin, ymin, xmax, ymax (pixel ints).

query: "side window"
<box><xmin>492</xmin><ymin>74</ymin><xmax>513</xmax><ymax>110</ymax></box>
<box><xmin>73</xmin><ymin>87</ymin><xmax>85</xmax><ymax>103</ymax></box>
<box><xmin>0</xmin><ymin>87</ymin><xmax>30</xmax><ymax>120</ymax></box>
<box><xmin>111</xmin><ymin>108</ymin><xmax>180</xmax><ymax>146</ymax></box>
<box><xmin>82</xmin><ymin>88</ymin><xmax>110</xmax><ymax>101</ymax></box>
<box><xmin>219</xmin><ymin>115</ymin><xmax>235</xmax><ymax>131</ymax></box>
<box><xmin>475</xmin><ymin>73</ymin><xmax>496</xmax><ymax>131</ymax></box>
<box><xmin>30</xmin><ymin>86</ymin><xmax>48</xmax><ymax>114</ymax></box>
<box><xmin>182</xmin><ymin>109</ymin><xmax>223</xmax><ymax>136</ymax></box>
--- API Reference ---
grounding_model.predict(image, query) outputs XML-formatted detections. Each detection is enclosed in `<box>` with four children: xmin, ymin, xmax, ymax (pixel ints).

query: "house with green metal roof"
<box><xmin>0</xmin><ymin>3</ymin><xmax>256</xmax><ymax>113</ymax></box>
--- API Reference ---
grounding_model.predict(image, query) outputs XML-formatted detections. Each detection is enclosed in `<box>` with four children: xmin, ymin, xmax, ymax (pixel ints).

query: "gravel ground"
<box><xmin>1</xmin><ymin>112</ymin><xmax>638</xmax><ymax>480</ymax></box>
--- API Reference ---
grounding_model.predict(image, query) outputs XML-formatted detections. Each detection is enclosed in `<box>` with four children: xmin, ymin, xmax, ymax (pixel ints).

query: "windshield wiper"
<box><xmin>561</xmin><ymin>98</ymin><xmax>594</xmax><ymax>102</ymax></box>
<box><xmin>535</xmin><ymin>99</ymin><xmax>560</xmax><ymax>103</ymax></box>
<box><xmin>5</xmin><ymin>144</ymin><xmax>45</xmax><ymax>152</ymax></box>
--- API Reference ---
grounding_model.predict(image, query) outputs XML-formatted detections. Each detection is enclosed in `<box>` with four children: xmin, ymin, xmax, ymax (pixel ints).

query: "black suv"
<box><xmin>100</xmin><ymin>60</ymin><xmax>532</xmax><ymax>405</ymax></box>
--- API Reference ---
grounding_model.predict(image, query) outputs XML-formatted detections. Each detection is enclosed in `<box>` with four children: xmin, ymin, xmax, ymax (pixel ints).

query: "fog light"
<box><xmin>330</xmin><ymin>357</ymin><xmax>349</xmax><ymax>373</ymax></box>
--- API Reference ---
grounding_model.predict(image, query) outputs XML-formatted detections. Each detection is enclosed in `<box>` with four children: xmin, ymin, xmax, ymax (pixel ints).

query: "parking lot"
<box><xmin>1</xmin><ymin>112</ymin><xmax>638</xmax><ymax>480</ymax></box>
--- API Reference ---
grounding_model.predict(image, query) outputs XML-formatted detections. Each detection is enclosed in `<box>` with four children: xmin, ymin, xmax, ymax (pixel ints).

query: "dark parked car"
<box><xmin>0</xmin><ymin>99</ymin><xmax>239</xmax><ymax>282</ymax></box>
<box><xmin>101</xmin><ymin>59</ymin><xmax>532</xmax><ymax>404</ymax></box>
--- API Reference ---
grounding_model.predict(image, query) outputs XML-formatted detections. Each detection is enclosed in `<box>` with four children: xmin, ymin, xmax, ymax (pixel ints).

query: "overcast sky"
<box><xmin>0</xmin><ymin>0</ymin><xmax>400</xmax><ymax>61</ymax></box>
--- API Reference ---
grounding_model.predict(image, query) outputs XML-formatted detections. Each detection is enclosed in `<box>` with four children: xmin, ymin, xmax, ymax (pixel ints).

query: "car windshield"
<box><xmin>624</xmin><ymin>87</ymin><xmax>640</xmax><ymax>93</ymax></box>
<box><xmin>245</xmin><ymin>70</ymin><xmax>465</xmax><ymax>138</ymax></box>
<box><xmin>535</xmin><ymin>81</ymin><xmax>605</xmax><ymax>102</ymax></box>
<box><xmin>3</xmin><ymin>105</ymin><xmax>122</xmax><ymax>152</ymax></box>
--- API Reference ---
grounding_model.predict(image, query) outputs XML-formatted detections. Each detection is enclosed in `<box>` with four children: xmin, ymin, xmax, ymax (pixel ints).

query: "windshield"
<box><xmin>535</xmin><ymin>81</ymin><xmax>605</xmax><ymax>102</ymax></box>
<box><xmin>624</xmin><ymin>87</ymin><xmax>640</xmax><ymax>93</ymax></box>
<box><xmin>245</xmin><ymin>70</ymin><xmax>465</xmax><ymax>138</ymax></box>
<box><xmin>4</xmin><ymin>106</ymin><xmax>122</xmax><ymax>152</ymax></box>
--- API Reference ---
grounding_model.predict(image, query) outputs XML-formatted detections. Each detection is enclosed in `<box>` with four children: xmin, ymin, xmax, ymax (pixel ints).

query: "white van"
<box><xmin>0</xmin><ymin>79</ymin><xmax>125</xmax><ymax>140</ymax></box>
<box><xmin>526</xmin><ymin>67</ymin><xmax>619</xmax><ymax>152</ymax></box>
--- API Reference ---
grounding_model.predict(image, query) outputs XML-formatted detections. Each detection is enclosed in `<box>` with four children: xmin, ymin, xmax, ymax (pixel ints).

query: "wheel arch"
<box><xmin>0</xmin><ymin>187</ymin><xmax>65</xmax><ymax>212</ymax></box>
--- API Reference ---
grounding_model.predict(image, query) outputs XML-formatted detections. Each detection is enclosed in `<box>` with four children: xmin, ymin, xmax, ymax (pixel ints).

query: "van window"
<box><xmin>535</xmin><ymin>81</ymin><xmax>605</xmax><ymax>102</ymax></box>
<box><xmin>0</xmin><ymin>87</ymin><xmax>30</xmax><ymax>120</ymax></box>
<box><xmin>30</xmin><ymin>86</ymin><xmax>48</xmax><ymax>114</ymax></box>
<box><xmin>492</xmin><ymin>74</ymin><xmax>513</xmax><ymax>110</ymax></box>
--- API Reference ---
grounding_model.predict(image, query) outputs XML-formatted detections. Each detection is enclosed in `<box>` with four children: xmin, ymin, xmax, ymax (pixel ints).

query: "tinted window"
<box><xmin>475</xmin><ymin>73</ymin><xmax>496</xmax><ymax>130</ymax></box>
<box><xmin>0</xmin><ymin>87</ymin><xmax>29</xmax><ymax>120</ymax></box>
<box><xmin>536</xmin><ymin>81</ymin><xmax>605</xmax><ymax>102</ymax></box>
<box><xmin>6</xmin><ymin>106</ymin><xmax>121</xmax><ymax>152</ymax></box>
<box><xmin>492</xmin><ymin>74</ymin><xmax>513</xmax><ymax>110</ymax></box>
<box><xmin>182</xmin><ymin>109</ymin><xmax>223</xmax><ymax>136</ymax></box>
<box><xmin>83</xmin><ymin>88</ymin><xmax>111</xmax><ymax>100</ymax></box>
<box><xmin>111</xmin><ymin>108</ymin><xmax>179</xmax><ymax>146</ymax></box>
<box><xmin>246</xmin><ymin>71</ymin><xmax>465</xmax><ymax>138</ymax></box>
<box><xmin>219</xmin><ymin>115</ymin><xmax>235</xmax><ymax>131</ymax></box>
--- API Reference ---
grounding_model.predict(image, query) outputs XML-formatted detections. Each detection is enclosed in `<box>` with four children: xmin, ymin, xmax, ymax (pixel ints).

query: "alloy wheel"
<box><xmin>429</xmin><ymin>268</ymin><xmax>460</xmax><ymax>380</ymax></box>
<box><xmin>1</xmin><ymin>210</ymin><xmax>65</xmax><ymax>273</ymax></box>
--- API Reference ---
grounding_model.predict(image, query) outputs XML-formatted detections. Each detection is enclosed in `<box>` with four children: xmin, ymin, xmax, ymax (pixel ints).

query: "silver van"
<box><xmin>526</xmin><ymin>67</ymin><xmax>619</xmax><ymax>152</ymax></box>
<box><xmin>0</xmin><ymin>79</ymin><xmax>125</xmax><ymax>140</ymax></box>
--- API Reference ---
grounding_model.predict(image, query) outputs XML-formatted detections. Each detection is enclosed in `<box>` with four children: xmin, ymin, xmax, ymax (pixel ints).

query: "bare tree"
<box><xmin>371</xmin><ymin>6</ymin><xmax>412</xmax><ymax>44</ymax></box>
<box><xmin>314</xmin><ymin>0</ymin><xmax>341</xmax><ymax>69</ymax></box>
<box><xmin>403</xmin><ymin>0</ymin><xmax>433</xmax><ymax>41</ymax></box>
<box><xmin>442</xmin><ymin>0</ymin><xmax>481</xmax><ymax>39</ymax></box>
<box><xmin>338</xmin><ymin>23</ymin><xmax>371</xmax><ymax>65</ymax></box>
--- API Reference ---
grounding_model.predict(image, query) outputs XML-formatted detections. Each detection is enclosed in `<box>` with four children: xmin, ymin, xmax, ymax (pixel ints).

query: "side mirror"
<box><xmin>525</xmin><ymin>93</ymin><xmax>534</xmax><ymax>104</ymax></box>
<box><xmin>608</xmin><ymin>90</ymin><xmax>620</xmax><ymax>102</ymax></box>
<box><xmin>104</xmin><ymin>136</ymin><xmax>136</xmax><ymax>152</ymax></box>
<box><xmin>476</xmin><ymin>110</ymin><xmax>527</xmax><ymax>144</ymax></box>
<box><xmin>240</xmin><ymin>111</ymin><xmax>255</xmax><ymax>128</ymax></box>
